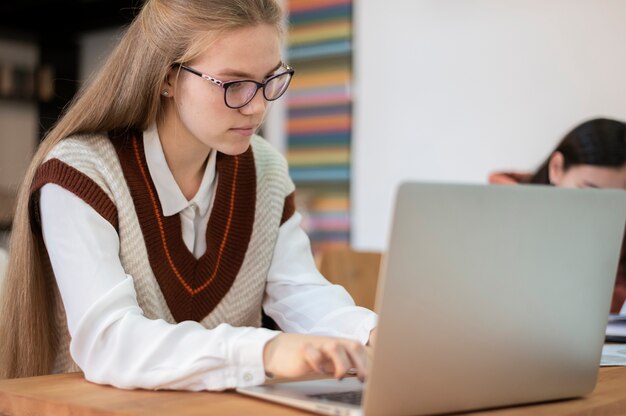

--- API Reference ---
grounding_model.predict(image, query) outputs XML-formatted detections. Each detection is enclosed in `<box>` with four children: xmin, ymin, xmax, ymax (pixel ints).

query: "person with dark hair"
<box><xmin>489</xmin><ymin>117</ymin><xmax>626</xmax><ymax>313</ymax></box>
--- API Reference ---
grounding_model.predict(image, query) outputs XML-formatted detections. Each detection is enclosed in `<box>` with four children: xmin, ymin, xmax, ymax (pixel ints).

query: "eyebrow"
<box><xmin>218</xmin><ymin>61</ymin><xmax>283</xmax><ymax>79</ymax></box>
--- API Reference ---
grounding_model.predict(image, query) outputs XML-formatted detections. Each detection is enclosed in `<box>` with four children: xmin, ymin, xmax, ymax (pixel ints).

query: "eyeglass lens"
<box><xmin>226</xmin><ymin>72</ymin><xmax>292</xmax><ymax>108</ymax></box>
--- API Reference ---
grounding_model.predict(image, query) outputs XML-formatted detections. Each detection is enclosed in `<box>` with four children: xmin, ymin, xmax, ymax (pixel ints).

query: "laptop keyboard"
<box><xmin>308</xmin><ymin>390</ymin><xmax>363</xmax><ymax>405</ymax></box>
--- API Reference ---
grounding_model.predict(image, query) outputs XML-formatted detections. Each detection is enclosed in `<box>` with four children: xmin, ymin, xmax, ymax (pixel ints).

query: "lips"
<box><xmin>231</xmin><ymin>125</ymin><xmax>257</xmax><ymax>132</ymax></box>
<box><xmin>230</xmin><ymin>126</ymin><xmax>256</xmax><ymax>136</ymax></box>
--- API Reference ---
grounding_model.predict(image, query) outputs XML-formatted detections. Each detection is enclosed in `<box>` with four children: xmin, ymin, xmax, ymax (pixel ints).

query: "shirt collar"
<box><xmin>143</xmin><ymin>122</ymin><xmax>216</xmax><ymax>217</ymax></box>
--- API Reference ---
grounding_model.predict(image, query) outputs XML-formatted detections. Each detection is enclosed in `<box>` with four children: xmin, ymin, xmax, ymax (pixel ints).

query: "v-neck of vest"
<box><xmin>110</xmin><ymin>130</ymin><xmax>257</xmax><ymax>322</ymax></box>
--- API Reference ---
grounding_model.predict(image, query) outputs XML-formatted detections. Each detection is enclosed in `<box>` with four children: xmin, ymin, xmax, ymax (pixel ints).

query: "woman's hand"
<box><xmin>263</xmin><ymin>333</ymin><xmax>368</xmax><ymax>381</ymax></box>
<box><xmin>367</xmin><ymin>327</ymin><xmax>377</xmax><ymax>348</ymax></box>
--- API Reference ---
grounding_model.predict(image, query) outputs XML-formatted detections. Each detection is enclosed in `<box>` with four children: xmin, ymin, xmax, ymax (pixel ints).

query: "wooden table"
<box><xmin>0</xmin><ymin>372</ymin><xmax>312</xmax><ymax>416</ymax></box>
<box><xmin>1</xmin><ymin>368</ymin><xmax>626</xmax><ymax>415</ymax></box>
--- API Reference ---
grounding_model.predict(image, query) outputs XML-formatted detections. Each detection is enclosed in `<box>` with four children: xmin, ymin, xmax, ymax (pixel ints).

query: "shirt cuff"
<box><xmin>228</xmin><ymin>327</ymin><xmax>282</xmax><ymax>387</ymax></box>
<box><xmin>352</xmin><ymin>311</ymin><xmax>379</xmax><ymax>345</ymax></box>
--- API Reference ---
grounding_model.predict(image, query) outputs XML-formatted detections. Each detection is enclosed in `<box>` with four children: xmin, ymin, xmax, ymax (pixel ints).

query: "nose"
<box><xmin>238</xmin><ymin>88</ymin><xmax>267</xmax><ymax>115</ymax></box>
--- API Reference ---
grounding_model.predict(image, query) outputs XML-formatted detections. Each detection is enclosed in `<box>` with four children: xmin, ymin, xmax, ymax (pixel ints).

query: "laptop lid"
<box><xmin>238</xmin><ymin>181</ymin><xmax>626</xmax><ymax>416</ymax></box>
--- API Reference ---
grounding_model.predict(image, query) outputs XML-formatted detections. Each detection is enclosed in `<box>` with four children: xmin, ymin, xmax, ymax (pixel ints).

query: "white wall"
<box><xmin>353</xmin><ymin>0</ymin><xmax>626</xmax><ymax>250</ymax></box>
<box><xmin>0</xmin><ymin>39</ymin><xmax>38</xmax><ymax>192</ymax></box>
<box><xmin>264</xmin><ymin>0</ymin><xmax>288</xmax><ymax>152</ymax></box>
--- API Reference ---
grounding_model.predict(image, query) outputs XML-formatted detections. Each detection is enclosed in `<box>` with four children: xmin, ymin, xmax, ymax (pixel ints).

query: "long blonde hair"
<box><xmin>0</xmin><ymin>0</ymin><xmax>285</xmax><ymax>379</ymax></box>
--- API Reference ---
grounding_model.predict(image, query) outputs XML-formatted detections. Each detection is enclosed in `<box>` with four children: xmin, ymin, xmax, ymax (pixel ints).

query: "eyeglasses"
<box><xmin>178</xmin><ymin>63</ymin><xmax>295</xmax><ymax>109</ymax></box>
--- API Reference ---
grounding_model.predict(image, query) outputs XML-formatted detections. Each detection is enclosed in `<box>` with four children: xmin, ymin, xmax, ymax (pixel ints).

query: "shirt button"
<box><xmin>243</xmin><ymin>372</ymin><xmax>253</xmax><ymax>382</ymax></box>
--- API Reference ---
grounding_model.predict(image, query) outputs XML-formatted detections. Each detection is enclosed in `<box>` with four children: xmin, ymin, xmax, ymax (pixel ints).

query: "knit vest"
<box><xmin>31</xmin><ymin>131</ymin><xmax>295</xmax><ymax>373</ymax></box>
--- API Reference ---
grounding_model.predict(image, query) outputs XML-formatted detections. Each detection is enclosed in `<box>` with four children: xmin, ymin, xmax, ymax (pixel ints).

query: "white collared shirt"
<box><xmin>39</xmin><ymin>126</ymin><xmax>377</xmax><ymax>391</ymax></box>
<box><xmin>143</xmin><ymin>123</ymin><xmax>217</xmax><ymax>258</ymax></box>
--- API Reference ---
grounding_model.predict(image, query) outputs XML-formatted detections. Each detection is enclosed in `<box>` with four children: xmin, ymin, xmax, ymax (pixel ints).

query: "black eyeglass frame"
<box><xmin>177</xmin><ymin>63</ymin><xmax>295</xmax><ymax>109</ymax></box>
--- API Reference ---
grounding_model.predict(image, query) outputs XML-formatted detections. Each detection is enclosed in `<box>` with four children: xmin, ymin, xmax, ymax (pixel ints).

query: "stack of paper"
<box><xmin>601</xmin><ymin>344</ymin><xmax>626</xmax><ymax>366</ymax></box>
<box><xmin>602</xmin><ymin>315</ymin><xmax>626</xmax><ymax>366</ymax></box>
<box><xmin>606</xmin><ymin>314</ymin><xmax>626</xmax><ymax>342</ymax></box>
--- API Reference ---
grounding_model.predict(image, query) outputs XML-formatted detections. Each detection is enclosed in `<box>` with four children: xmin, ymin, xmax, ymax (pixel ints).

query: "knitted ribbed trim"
<box><xmin>30</xmin><ymin>159</ymin><xmax>119</xmax><ymax>231</ymax></box>
<box><xmin>111</xmin><ymin>131</ymin><xmax>257</xmax><ymax>322</ymax></box>
<box><xmin>281</xmin><ymin>192</ymin><xmax>295</xmax><ymax>225</ymax></box>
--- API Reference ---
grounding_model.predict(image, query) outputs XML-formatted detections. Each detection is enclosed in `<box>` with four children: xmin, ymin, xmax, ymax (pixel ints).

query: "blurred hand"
<box><xmin>263</xmin><ymin>333</ymin><xmax>368</xmax><ymax>381</ymax></box>
<box><xmin>367</xmin><ymin>327</ymin><xmax>377</xmax><ymax>348</ymax></box>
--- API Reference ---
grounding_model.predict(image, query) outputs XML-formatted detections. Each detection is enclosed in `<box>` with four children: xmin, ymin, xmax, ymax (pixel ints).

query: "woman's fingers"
<box><xmin>343</xmin><ymin>342</ymin><xmax>368</xmax><ymax>382</ymax></box>
<box><xmin>321</xmin><ymin>341</ymin><xmax>353</xmax><ymax>378</ymax></box>
<box><xmin>263</xmin><ymin>334</ymin><xmax>370</xmax><ymax>381</ymax></box>
<box><xmin>305</xmin><ymin>340</ymin><xmax>368</xmax><ymax>381</ymax></box>
<box><xmin>334</xmin><ymin>341</ymin><xmax>368</xmax><ymax>382</ymax></box>
<box><xmin>303</xmin><ymin>343</ymin><xmax>326</xmax><ymax>373</ymax></box>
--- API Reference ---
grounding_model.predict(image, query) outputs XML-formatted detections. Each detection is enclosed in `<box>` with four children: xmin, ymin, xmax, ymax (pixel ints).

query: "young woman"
<box><xmin>0</xmin><ymin>0</ymin><xmax>377</xmax><ymax>390</ymax></box>
<box><xmin>489</xmin><ymin>117</ymin><xmax>626</xmax><ymax>313</ymax></box>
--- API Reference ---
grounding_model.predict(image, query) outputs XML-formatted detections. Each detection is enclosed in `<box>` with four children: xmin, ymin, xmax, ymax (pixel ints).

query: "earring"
<box><xmin>162</xmin><ymin>90</ymin><xmax>170</xmax><ymax>97</ymax></box>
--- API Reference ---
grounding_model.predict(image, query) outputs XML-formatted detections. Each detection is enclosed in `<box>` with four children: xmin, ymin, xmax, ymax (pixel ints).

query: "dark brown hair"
<box><xmin>530</xmin><ymin>117</ymin><xmax>626</xmax><ymax>184</ymax></box>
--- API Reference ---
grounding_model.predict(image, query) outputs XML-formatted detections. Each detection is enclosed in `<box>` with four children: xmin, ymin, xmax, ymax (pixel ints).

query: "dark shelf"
<box><xmin>0</xmin><ymin>96</ymin><xmax>37</xmax><ymax>104</ymax></box>
<box><xmin>0</xmin><ymin>0</ymin><xmax>139</xmax><ymax>38</ymax></box>
<box><xmin>0</xmin><ymin>1</ymin><xmax>139</xmax><ymax>140</ymax></box>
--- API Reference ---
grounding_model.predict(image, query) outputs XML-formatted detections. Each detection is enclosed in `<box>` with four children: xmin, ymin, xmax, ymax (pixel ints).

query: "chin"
<box><xmin>218</xmin><ymin>140</ymin><xmax>252</xmax><ymax>156</ymax></box>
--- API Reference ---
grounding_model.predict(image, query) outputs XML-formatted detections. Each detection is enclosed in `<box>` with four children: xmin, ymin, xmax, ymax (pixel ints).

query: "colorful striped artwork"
<box><xmin>287</xmin><ymin>0</ymin><xmax>352</xmax><ymax>254</ymax></box>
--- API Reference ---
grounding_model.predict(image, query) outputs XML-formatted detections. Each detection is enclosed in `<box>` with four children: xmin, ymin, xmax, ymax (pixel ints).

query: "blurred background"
<box><xmin>0</xmin><ymin>0</ymin><xmax>140</xmax><ymax>250</ymax></box>
<box><xmin>1</xmin><ymin>0</ymin><xmax>626</xmax><ymax>254</ymax></box>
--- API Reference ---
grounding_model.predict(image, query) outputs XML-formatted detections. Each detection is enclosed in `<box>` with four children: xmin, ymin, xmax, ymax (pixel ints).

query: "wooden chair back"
<box><xmin>318</xmin><ymin>248</ymin><xmax>382</xmax><ymax>311</ymax></box>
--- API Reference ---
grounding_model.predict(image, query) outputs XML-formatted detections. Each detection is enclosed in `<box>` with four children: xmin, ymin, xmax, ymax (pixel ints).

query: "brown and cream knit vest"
<box><xmin>31</xmin><ymin>131</ymin><xmax>295</xmax><ymax>373</ymax></box>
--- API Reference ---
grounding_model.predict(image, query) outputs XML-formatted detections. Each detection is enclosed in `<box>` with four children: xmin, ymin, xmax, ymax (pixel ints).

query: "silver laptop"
<box><xmin>237</xmin><ymin>181</ymin><xmax>626</xmax><ymax>416</ymax></box>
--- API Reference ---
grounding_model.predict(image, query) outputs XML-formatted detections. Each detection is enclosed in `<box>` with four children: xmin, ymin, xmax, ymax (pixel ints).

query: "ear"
<box><xmin>548</xmin><ymin>151</ymin><xmax>565</xmax><ymax>185</ymax></box>
<box><xmin>160</xmin><ymin>68</ymin><xmax>176</xmax><ymax>98</ymax></box>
